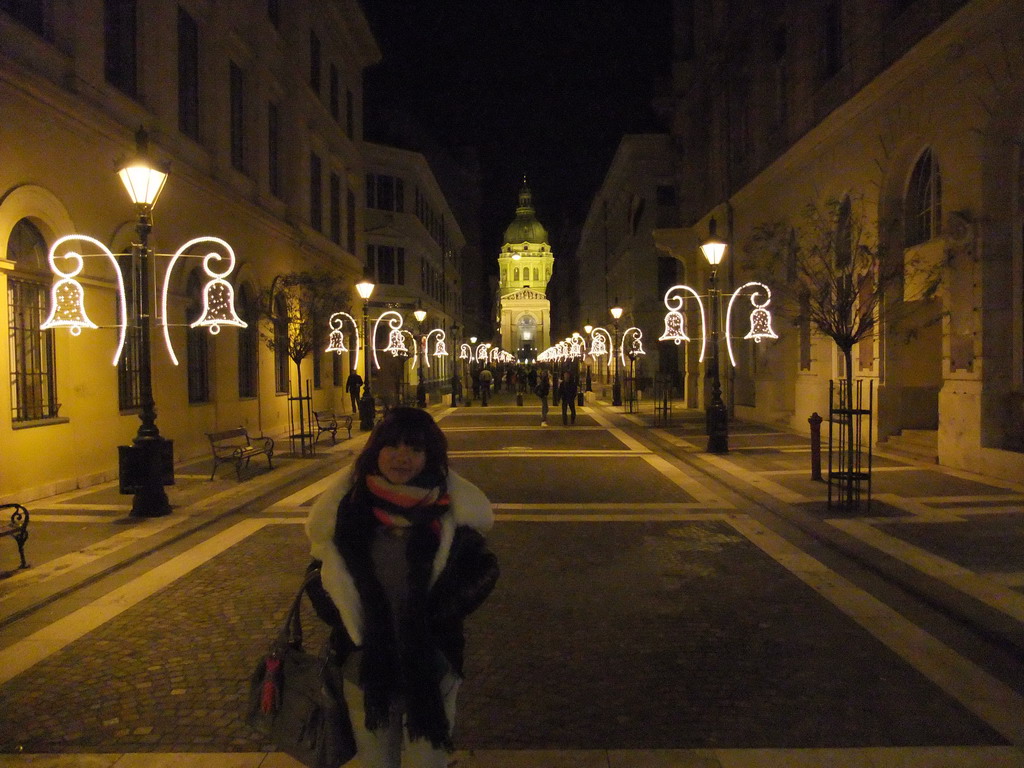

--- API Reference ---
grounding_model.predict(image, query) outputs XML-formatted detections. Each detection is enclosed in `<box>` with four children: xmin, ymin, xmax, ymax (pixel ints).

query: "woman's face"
<box><xmin>377</xmin><ymin>441</ymin><xmax>427</xmax><ymax>485</ymax></box>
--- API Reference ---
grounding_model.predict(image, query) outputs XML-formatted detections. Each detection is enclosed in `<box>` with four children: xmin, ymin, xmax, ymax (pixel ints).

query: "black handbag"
<box><xmin>247</xmin><ymin>570</ymin><xmax>356</xmax><ymax>768</ymax></box>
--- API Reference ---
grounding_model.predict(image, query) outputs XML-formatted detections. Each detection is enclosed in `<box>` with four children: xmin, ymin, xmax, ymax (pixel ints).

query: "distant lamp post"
<box><xmin>356</xmin><ymin>270</ymin><xmax>376</xmax><ymax>431</ymax></box>
<box><xmin>701</xmin><ymin>219</ymin><xmax>729</xmax><ymax>453</ymax></box>
<box><xmin>610</xmin><ymin>303</ymin><xmax>623</xmax><ymax>406</ymax></box>
<box><xmin>413</xmin><ymin>303</ymin><xmax>427</xmax><ymax>407</ymax></box>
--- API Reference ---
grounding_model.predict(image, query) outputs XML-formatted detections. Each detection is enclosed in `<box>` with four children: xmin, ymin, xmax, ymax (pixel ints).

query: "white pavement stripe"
<box><xmin>270</xmin><ymin>463</ymin><xmax>353</xmax><ymax>508</ymax></box>
<box><xmin>828</xmin><ymin>518</ymin><xmax>1024</xmax><ymax>624</ymax></box>
<box><xmin>4</xmin><ymin>746</ymin><xmax>1024</xmax><ymax>767</ymax></box>
<box><xmin>448</xmin><ymin>449</ymin><xmax>644</xmax><ymax>457</ymax></box>
<box><xmin>29</xmin><ymin>503</ymin><xmax>132</xmax><ymax>512</ymax></box>
<box><xmin>698</xmin><ymin>453</ymin><xmax>810</xmax><ymax>504</ymax></box>
<box><xmin>641</xmin><ymin>452</ymin><xmax>732</xmax><ymax>507</ymax></box>
<box><xmin>24</xmin><ymin>514</ymin><xmax>127</xmax><ymax>523</ymax></box>
<box><xmin>730</xmin><ymin>514</ymin><xmax>1024</xmax><ymax>745</ymax></box>
<box><xmin>496</xmin><ymin>513</ymin><xmax>733</xmax><ymax>522</ymax></box>
<box><xmin>0</xmin><ymin>515</ymin><xmax>186</xmax><ymax>608</ymax></box>
<box><xmin>493</xmin><ymin>502</ymin><xmax>716</xmax><ymax>510</ymax></box>
<box><xmin>0</xmin><ymin>518</ymin><xmax>302</xmax><ymax>684</ymax></box>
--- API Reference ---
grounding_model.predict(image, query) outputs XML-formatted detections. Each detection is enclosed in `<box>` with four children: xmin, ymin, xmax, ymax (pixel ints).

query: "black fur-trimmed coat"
<box><xmin>305</xmin><ymin>469</ymin><xmax>499</xmax><ymax>675</ymax></box>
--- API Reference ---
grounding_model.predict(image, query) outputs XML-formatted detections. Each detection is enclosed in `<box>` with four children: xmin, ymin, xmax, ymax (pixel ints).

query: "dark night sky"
<box><xmin>359</xmin><ymin>1</ymin><xmax>674</xmax><ymax>260</ymax></box>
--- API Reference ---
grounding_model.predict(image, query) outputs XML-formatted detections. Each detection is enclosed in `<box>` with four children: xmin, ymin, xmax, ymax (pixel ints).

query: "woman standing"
<box><xmin>306</xmin><ymin>407</ymin><xmax>499</xmax><ymax>767</ymax></box>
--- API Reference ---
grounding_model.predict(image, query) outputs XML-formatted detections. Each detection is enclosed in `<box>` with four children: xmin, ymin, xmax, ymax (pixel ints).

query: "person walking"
<box><xmin>346</xmin><ymin>371</ymin><xmax>364</xmax><ymax>413</ymax></box>
<box><xmin>558</xmin><ymin>371</ymin><xmax>577</xmax><ymax>425</ymax></box>
<box><xmin>305</xmin><ymin>407</ymin><xmax>499</xmax><ymax>767</ymax></box>
<box><xmin>535</xmin><ymin>369</ymin><xmax>551</xmax><ymax>426</ymax></box>
<box><xmin>479</xmin><ymin>367</ymin><xmax>493</xmax><ymax>406</ymax></box>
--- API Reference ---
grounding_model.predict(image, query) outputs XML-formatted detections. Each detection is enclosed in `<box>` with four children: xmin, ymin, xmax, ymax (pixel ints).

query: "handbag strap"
<box><xmin>278</xmin><ymin>568</ymin><xmax>322</xmax><ymax>650</ymax></box>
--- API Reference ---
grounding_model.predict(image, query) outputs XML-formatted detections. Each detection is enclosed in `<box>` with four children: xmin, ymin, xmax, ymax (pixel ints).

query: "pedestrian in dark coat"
<box><xmin>346</xmin><ymin>371</ymin><xmax>364</xmax><ymax>413</ymax></box>
<box><xmin>558</xmin><ymin>371</ymin><xmax>577</xmax><ymax>425</ymax></box>
<box><xmin>535</xmin><ymin>370</ymin><xmax>551</xmax><ymax>426</ymax></box>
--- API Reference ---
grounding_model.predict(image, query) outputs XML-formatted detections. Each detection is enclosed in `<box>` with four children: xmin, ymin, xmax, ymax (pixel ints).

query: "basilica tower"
<box><xmin>497</xmin><ymin>180</ymin><xmax>553</xmax><ymax>360</ymax></box>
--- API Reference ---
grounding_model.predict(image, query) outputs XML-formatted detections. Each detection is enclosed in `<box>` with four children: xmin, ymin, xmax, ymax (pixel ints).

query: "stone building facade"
<box><xmin>655</xmin><ymin>0</ymin><xmax>1024</xmax><ymax>483</ymax></box>
<box><xmin>0</xmin><ymin>1</ymin><xmax>463</xmax><ymax>503</ymax></box>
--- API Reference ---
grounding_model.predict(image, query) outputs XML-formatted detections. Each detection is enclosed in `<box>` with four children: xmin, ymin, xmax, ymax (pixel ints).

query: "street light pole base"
<box><xmin>358</xmin><ymin>392</ymin><xmax>376</xmax><ymax>431</ymax></box>
<box><xmin>706</xmin><ymin>400</ymin><xmax>729</xmax><ymax>454</ymax></box>
<box><xmin>130</xmin><ymin>484</ymin><xmax>172</xmax><ymax>518</ymax></box>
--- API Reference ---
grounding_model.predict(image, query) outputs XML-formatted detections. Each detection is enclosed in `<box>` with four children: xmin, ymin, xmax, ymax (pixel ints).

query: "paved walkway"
<box><xmin>1</xmin><ymin>392</ymin><xmax>1023</xmax><ymax>767</ymax></box>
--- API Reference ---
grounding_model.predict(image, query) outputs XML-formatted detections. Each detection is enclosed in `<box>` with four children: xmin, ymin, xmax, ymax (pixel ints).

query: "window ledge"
<box><xmin>12</xmin><ymin>416</ymin><xmax>70</xmax><ymax>430</ymax></box>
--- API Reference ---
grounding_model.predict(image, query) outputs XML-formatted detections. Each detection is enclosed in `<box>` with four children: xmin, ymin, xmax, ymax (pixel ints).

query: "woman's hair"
<box><xmin>353</xmin><ymin>406</ymin><xmax>449</xmax><ymax>482</ymax></box>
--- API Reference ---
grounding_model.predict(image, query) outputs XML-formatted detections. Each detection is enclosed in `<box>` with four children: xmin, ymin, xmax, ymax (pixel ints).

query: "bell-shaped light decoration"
<box><xmin>42</xmin><ymin>277</ymin><xmax>98</xmax><ymax>336</ymax></box>
<box><xmin>190</xmin><ymin>278</ymin><xmax>246</xmax><ymax>334</ymax></box>
<box><xmin>622</xmin><ymin>328</ymin><xmax>646</xmax><ymax>363</ymax></box>
<box><xmin>384</xmin><ymin>328</ymin><xmax>408</xmax><ymax>357</ymax></box>
<box><xmin>569</xmin><ymin>335</ymin><xmax>584</xmax><ymax>359</ymax></box>
<box><xmin>458</xmin><ymin>343</ymin><xmax>471</xmax><ymax>360</ymax></box>
<box><xmin>745</xmin><ymin>306</ymin><xmax>778</xmax><ymax>342</ymax></box>
<box><xmin>325</xmin><ymin>327</ymin><xmax>348</xmax><ymax>354</ymax></box>
<box><xmin>590</xmin><ymin>333</ymin><xmax>607</xmax><ymax>358</ymax></box>
<box><xmin>433</xmin><ymin>337</ymin><xmax>448</xmax><ymax>357</ymax></box>
<box><xmin>659</xmin><ymin>310</ymin><xmax>689</xmax><ymax>345</ymax></box>
<box><xmin>629</xmin><ymin>335</ymin><xmax>646</xmax><ymax>358</ymax></box>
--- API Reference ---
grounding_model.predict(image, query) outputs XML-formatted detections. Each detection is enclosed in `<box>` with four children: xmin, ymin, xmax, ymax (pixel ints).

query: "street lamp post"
<box><xmin>450</xmin><ymin>323</ymin><xmax>460</xmax><ymax>407</ymax></box>
<box><xmin>356</xmin><ymin>272</ymin><xmax>376</xmax><ymax>431</ymax></box>
<box><xmin>610</xmin><ymin>303</ymin><xmax>623</xmax><ymax>406</ymax></box>
<box><xmin>701</xmin><ymin>220</ymin><xmax>729</xmax><ymax>454</ymax></box>
<box><xmin>414</xmin><ymin>303</ymin><xmax>427</xmax><ymax>408</ymax></box>
<box><xmin>118</xmin><ymin>131</ymin><xmax>172</xmax><ymax>518</ymax></box>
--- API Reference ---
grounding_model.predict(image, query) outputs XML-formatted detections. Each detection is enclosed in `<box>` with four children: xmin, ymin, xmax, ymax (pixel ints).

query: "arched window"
<box><xmin>237</xmin><ymin>283</ymin><xmax>259</xmax><ymax>398</ymax></box>
<box><xmin>533</xmin><ymin>267</ymin><xmax>539</xmax><ymax>281</ymax></box>
<box><xmin>905</xmin><ymin>147</ymin><xmax>942</xmax><ymax>247</ymax></box>
<box><xmin>513</xmin><ymin>267</ymin><xmax>520</xmax><ymax>282</ymax></box>
<box><xmin>6</xmin><ymin>218</ymin><xmax>59</xmax><ymax>422</ymax></box>
<box><xmin>186</xmin><ymin>270</ymin><xmax>210</xmax><ymax>403</ymax></box>
<box><xmin>274</xmin><ymin>292</ymin><xmax>289</xmax><ymax>393</ymax></box>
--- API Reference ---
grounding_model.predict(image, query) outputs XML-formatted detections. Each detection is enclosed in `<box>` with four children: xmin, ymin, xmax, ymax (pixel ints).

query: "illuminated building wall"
<box><xmin>497</xmin><ymin>183</ymin><xmax>554</xmax><ymax>359</ymax></box>
<box><xmin>0</xmin><ymin>0</ymin><xmax>381</xmax><ymax>502</ymax></box>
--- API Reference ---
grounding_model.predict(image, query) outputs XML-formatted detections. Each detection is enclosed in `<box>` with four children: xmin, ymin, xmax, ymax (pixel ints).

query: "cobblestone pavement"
<box><xmin>1</xmin><ymin>393</ymin><xmax>1024</xmax><ymax>767</ymax></box>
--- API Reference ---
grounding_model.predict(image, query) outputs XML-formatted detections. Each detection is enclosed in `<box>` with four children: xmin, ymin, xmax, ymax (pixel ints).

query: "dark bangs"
<box><xmin>357</xmin><ymin>406</ymin><xmax>449</xmax><ymax>478</ymax></box>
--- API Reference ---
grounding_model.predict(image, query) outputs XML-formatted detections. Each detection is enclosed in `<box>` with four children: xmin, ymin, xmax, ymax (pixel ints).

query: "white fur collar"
<box><xmin>305</xmin><ymin>468</ymin><xmax>493</xmax><ymax>645</ymax></box>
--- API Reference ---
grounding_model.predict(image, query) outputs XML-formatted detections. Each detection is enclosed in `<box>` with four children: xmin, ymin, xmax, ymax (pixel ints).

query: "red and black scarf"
<box><xmin>365</xmin><ymin>474</ymin><xmax>450</xmax><ymax>538</ymax></box>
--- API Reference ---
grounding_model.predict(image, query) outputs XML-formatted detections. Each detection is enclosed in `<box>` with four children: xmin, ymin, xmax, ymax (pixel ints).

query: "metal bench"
<box><xmin>0</xmin><ymin>503</ymin><xmax>29</xmax><ymax>570</ymax></box>
<box><xmin>206</xmin><ymin>427</ymin><xmax>274</xmax><ymax>480</ymax></box>
<box><xmin>313</xmin><ymin>410</ymin><xmax>353</xmax><ymax>446</ymax></box>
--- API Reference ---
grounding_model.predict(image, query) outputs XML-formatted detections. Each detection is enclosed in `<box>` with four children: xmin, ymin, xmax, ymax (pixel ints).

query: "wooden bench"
<box><xmin>0</xmin><ymin>503</ymin><xmax>29</xmax><ymax>570</ymax></box>
<box><xmin>313</xmin><ymin>410</ymin><xmax>353</xmax><ymax>446</ymax></box>
<box><xmin>206</xmin><ymin>427</ymin><xmax>274</xmax><ymax>480</ymax></box>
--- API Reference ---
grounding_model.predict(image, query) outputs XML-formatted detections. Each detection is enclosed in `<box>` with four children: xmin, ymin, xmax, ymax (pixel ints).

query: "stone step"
<box><xmin>881</xmin><ymin>429</ymin><xmax>938</xmax><ymax>463</ymax></box>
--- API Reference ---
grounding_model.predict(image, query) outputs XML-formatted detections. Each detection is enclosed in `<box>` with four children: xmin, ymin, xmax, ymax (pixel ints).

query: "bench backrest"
<box><xmin>207</xmin><ymin>427</ymin><xmax>250</xmax><ymax>446</ymax></box>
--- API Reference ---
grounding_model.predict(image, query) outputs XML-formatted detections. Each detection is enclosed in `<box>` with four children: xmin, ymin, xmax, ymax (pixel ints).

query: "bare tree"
<box><xmin>743</xmin><ymin>195</ymin><xmax>941</xmax><ymax>506</ymax></box>
<box><xmin>258</xmin><ymin>272</ymin><xmax>351</xmax><ymax>444</ymax></box>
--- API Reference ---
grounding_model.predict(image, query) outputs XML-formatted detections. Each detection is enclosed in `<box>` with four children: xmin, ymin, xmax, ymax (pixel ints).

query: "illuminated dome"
<box><xmin>503</xmin><ymin>181</ymin><xmax>549</xmax><ymax>245</ymax></box>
